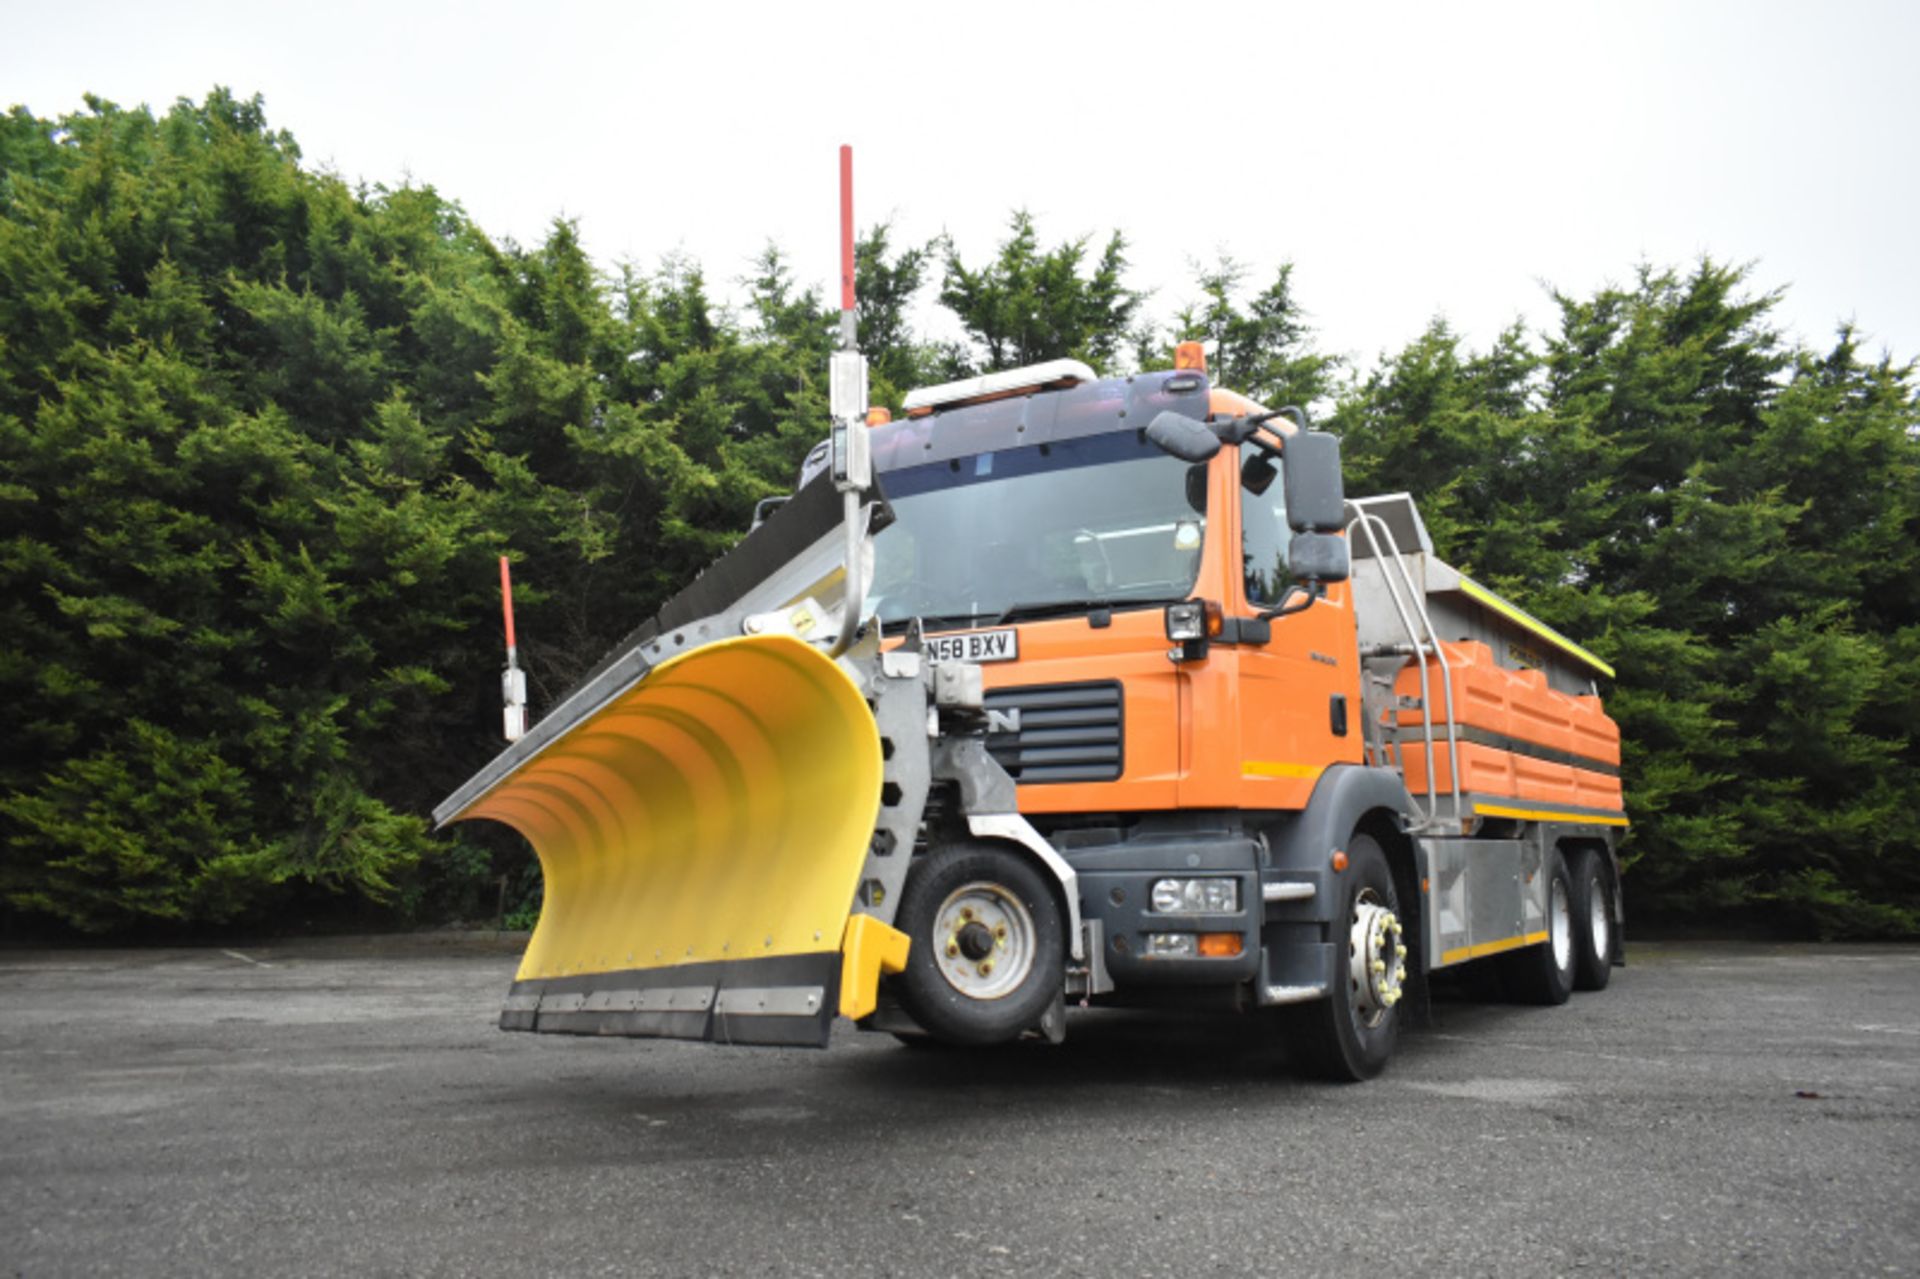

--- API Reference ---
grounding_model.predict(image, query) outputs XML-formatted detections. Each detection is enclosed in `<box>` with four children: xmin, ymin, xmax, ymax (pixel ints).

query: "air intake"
<box><xmin>983</xmin><ymin>681</ymin><xmax>1123</xmax><ymax>783</ymax></box>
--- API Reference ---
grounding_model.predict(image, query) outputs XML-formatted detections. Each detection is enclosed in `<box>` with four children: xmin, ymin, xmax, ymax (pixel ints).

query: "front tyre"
<box><xmin>891</xmin><ymin>844</ymin><xmax>1065</xmax><ymax>1046</ymax></box>
<box><xmin>1281</xmin><ymin>833</ymin><xmax>1407</xmax><ymax>1082</ymax></box>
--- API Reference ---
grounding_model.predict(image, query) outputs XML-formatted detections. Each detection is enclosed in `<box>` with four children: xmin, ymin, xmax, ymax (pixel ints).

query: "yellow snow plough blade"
<box><xmin>442</xmin><ymin>633</ymin><xmax>887</xmax><ymax>1046</ymax></box>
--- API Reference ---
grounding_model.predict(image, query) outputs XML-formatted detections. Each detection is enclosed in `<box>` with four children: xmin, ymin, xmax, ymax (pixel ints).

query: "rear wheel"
<box><xmin>891</xmin><ymin>844</ymin><xmax>1064</xmax><ymax>1046</ymax></box>
<box><xmin>1500</xmin><ymin>848</ymin><xmax>1575</xmax><ymax>1005</ymax></box>
<box><xmin>1280</xmin><ymin>833</ymin><xmax>1407</xmax><ymax>1082</ymax></box>
<box><xmin>1570</xmin><ymin>848</ymin><xmax>1615</xmax><ymax>992</ymax></box>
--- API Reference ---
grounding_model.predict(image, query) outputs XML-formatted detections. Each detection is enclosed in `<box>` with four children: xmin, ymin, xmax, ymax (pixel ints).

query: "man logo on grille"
<box><xmin>985</xmin><ymin>707</ymin><xmax>1022</xmax><ymax>735</ymax></box>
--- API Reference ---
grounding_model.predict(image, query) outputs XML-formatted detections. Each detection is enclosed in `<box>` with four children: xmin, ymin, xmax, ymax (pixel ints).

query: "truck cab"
<box><xmin>855</xmin><ymin>354</ymin><xmax>1625</xmax><ymax>1077</ymax></box>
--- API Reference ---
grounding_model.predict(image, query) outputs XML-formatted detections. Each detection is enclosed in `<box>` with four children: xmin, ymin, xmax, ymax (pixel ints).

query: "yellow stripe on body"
<box><xmin>1441</xmin><ymin>930</ymin><xmax>1552</xmax><ymax>965</ymax></box>
<box><xmin>1474</xmin><ymin>801</ymin><xmax>1629</xmax><ymax>828</ymax></box>
<box><xmin>783</xmin><ymin>566</ymin><xmax>845</xmax><ymax>608</ymax></box>
<box><xmin>1457</xmin><ymin>577</ymin><xmax>1616</xmax><ymax>680</ymax></box>
<box><xmin>1242</xmin><ymin>760</ymin><xmax>1326</xmax><ymax>781</ymax></box>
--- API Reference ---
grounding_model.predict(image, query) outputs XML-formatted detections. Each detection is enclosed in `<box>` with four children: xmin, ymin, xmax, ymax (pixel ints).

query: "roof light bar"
<box><xmin>902</xmin><ymin>359</ymin><xmax>1098</xmax><ymax>413</ymax></box>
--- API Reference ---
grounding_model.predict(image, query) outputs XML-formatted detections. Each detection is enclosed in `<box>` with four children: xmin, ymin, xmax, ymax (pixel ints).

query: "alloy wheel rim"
<box><xmin>1348</xmin><ymin>889</ymin><xmax>1407</xmax><ymax>1029</ymax></box>
<box><xmin>1550</xmin><ymin>876</ymin><xmax>1573</xmax><ymax>972</ymax></box>
<box><xmin>1587</xmin><ymin>875</ymin><xmax>1610</xmax><ymax>963</ymax></box>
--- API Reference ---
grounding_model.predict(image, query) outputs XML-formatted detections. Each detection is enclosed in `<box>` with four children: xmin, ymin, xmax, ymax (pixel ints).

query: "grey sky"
<box><xmin>8</xmin><ymin>0</ymin><xmax>1916</xmax><ymax>373</ymax></box>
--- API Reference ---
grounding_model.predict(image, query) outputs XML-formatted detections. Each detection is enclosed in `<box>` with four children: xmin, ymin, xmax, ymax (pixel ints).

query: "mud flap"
<box><xmin>445</xmin><ymin>633</ymin><xmax>888</xmax><ymax>1048</ymax></box>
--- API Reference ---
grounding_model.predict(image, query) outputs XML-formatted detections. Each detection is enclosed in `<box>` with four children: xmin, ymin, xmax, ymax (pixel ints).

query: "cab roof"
<box><xmin>871</xmin><ymin>368</ymin><xmax>1213</xmax><ymax>475</ymax></box>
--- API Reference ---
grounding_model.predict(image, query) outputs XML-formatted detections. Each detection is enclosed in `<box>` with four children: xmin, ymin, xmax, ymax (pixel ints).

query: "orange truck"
<box><xmin>434</xmin><ymin>344</ymin><xmax>1628</xmax><ymax>1081</ymax></box>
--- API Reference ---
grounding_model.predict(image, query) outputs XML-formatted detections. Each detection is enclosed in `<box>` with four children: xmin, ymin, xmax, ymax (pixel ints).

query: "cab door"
<box><xmin>1227</xmin><ymin>440</ymin><xmax>1365</xmax><ymax>811</ymax></box>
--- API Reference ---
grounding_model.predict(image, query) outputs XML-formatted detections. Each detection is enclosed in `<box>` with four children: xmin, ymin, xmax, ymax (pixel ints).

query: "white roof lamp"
<box><xmin>902</xmin><ymin>359</ymin><xmax>1099</xmax><ymax>414</ymax></box>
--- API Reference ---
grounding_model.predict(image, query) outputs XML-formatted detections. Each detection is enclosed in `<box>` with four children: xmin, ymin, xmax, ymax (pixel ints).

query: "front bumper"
<box><xmin>1067</xmin><ymin>836</ymin><xmax>1263</xmax><ymax>987</ymax></box>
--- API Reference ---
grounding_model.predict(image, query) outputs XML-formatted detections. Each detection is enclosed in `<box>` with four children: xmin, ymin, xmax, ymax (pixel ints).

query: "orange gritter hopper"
<box><xmin>1390</xmin><ymin>639</ymin><xmax>1622</xmax><ymax>814</ymax></box>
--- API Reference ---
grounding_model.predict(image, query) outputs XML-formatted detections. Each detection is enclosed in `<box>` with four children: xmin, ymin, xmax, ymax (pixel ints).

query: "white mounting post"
<box><xmin>827</xmin><ymin>144</ymin><xmax>871</xmax><ymax>657</ymax></box>
<box><xmin>500</xmin><ymin>555</ymin><xmax>527</xmax><ymax>742</ymax></box>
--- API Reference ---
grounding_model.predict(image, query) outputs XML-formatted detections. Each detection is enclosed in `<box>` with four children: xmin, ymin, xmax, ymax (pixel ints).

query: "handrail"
<box><xmin>1346</xmin><ymin>511</ymin><xmax>1463</xmax><ymax>831</ymax></box>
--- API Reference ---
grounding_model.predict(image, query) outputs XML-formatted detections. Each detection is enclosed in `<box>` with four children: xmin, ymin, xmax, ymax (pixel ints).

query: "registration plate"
<box><xmin>924</xmin><ymin>629</ymin><xmax>1019</xmax><ymax>664</ymax></box>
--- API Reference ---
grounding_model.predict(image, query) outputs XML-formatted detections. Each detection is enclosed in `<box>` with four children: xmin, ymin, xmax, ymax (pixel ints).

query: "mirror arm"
<box><xmin>1256</xmin><ymin>582</ymin><xmax>1323</xmax><ymax>622</ymax></box>
<box><xmin>1221</xmin><ymin>406</ymin><xmax>1309</xmax><ymax>450</ymax></box>
<box><xmin>1216</xmin><ymin>413</ymin><xmax>1266</xmax><ymax>444</ymax></box>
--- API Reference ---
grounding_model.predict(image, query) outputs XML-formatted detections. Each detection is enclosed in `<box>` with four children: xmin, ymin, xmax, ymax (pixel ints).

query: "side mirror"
<box><xmin>1283</xmin><ymin>431</ymin><xmax>1345</xmax><ymax>532</ymax></box>
<box><xmin>1240</xmin><ymin>452</ymin><xmax>1278</xmax><ymax>496</ymax></box>
<box><xmin>1288</xmin><ymin>531</ymin><xmax>1350</xmax><ymax>584</ymax></box>
<box><xmin>1146</xmin><ymin>411</ymin><xmax>1223</xmax><ymax>463</ymax></box>
<box><xmin>1184</xmin><ymin>463</ymin><xmax>1209</xmax><ymax>515</ymax></box>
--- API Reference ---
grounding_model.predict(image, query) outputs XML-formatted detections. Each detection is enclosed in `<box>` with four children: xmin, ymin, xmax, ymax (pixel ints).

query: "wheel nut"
<box><xmin>946</xmin><ymin>942</ymin><xmax>959</xmax><ymax>957</ymax></box>
<box><xmin>979</xmin><ymin>961</ymin><xmax>993</xmax><ymax>976</ymax></box>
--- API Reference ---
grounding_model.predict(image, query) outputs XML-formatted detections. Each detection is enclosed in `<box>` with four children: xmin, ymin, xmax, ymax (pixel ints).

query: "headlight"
<box><xmin>1164</xmin><ymin>601</ymin><xmax>1206</xmax><ymax>641</ymax></box>
<box><xmin>1150</xmin><ymin>877</ymin><xmax>1241</xmax><ymax>913</ymax></box>
<box><xmin>1159</xmin><ymin>595</ymin><xmax>1221</xmax><ymax>637</ymax></box>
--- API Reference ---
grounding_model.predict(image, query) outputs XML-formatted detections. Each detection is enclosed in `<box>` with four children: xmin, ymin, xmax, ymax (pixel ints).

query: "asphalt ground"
<box><xmin>2</xmin><ymin>938</ymin><xmax>1916</xmax><ymax>1277</ymax></box>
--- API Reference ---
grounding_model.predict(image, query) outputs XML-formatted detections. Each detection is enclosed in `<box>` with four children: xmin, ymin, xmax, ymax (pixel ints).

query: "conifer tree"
<box><xmin>938</xmin><ymin>212</ymin><xmax>1141</xmax><ymax>374</ymax></box>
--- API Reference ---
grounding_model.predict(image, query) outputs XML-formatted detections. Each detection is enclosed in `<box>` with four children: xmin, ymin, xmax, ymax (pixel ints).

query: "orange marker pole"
<box><xmin>500</xmin><ymin>556</ymin><xmax>527</xmax><ymax>742</ymax></box>
<box><xmin>500</xmin><ymin>556</ymin><xmax>517</xmax><ymax>665</ymax></box>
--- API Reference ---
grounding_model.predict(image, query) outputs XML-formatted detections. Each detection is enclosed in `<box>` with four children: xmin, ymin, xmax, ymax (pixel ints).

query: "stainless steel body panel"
<box><xmin>1416</xmin><ymin>834</ymin><xmax>1554</xmax><ymax>971</ymax></box>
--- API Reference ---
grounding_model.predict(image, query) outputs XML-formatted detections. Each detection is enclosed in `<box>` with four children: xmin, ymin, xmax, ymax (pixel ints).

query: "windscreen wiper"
<box><xmin>885</xmin><ymin>600</ymin><xmax>1168</xmax><ymax>632</ymax></box>
<box><xmin>998</xmin><ymin>599</ymin><xmax>1121</xmax><ymax>622</ymax></box>
<box><xmin>992</xmin><ymin>597</ymin><xmax>1169</xmax><ymax>625</ymax></box>
<box><xmin>885</xmin><ymin>612</ymin><xmax>993</xmax><ymax>635</ymax></box>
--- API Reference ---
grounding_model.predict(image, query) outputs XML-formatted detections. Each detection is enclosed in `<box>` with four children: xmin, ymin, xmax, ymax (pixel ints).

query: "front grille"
<box><xmin>984</xmin><ymin>681</ymin><xmax>1124</xmax><ymax>783</ymax></box>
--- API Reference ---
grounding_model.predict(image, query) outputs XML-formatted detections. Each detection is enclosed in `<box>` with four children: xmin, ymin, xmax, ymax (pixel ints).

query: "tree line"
<box><xmin>2</xmin><ymin>91</ymin><xmax>1915</xmax><ymax>936</ymax></box>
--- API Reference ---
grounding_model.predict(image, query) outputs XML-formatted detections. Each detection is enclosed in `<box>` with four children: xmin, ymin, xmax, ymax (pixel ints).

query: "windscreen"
<box><xmin>869</xmin><ymin>430</ymin><xmax>1207</xmax><ymax>631</ymax></box>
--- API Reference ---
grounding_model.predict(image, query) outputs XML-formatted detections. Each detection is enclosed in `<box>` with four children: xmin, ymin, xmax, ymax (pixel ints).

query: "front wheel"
<box><xmin>890</xmin><ymin>843</ymin><xmax>1065</xmax><ymax>1046</ymax></box>
<box><xmin>1279</xmin><ymin>833</ymin><xmax>1407</xmax><ymax>1082</ymax></box>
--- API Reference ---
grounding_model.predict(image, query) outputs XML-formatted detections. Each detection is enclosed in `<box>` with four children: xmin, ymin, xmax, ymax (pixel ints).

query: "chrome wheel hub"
<box><xmin>1349</xmin><ymin>892</ymin><xmax>1407</xmax><ymax>1027</ymax></box>
<box><xmin>1550</xmin><ymin>875</ymin><xmax>1573</xmax><ymax>972</ymax></box>
<box><xmin>1587</xmin><ymin>875</ymin><xmax>1610</xmax><ymax>963</ymax></box>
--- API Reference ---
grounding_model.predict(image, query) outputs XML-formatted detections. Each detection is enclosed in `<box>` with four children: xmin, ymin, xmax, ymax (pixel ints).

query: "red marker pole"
<box><xmin>500</xmin><ymin>556</ymin><xmax>517</xmax><ymax>665</ymax></box>
<box><xmin>838</xmin><ymin>144</ymin><xmax>856</xmax><ymax>349</ymax></box>
<box><xmin>500</xmin><ymin>556</ymin><xmax>527</xmax><ymax>742</ymax></box>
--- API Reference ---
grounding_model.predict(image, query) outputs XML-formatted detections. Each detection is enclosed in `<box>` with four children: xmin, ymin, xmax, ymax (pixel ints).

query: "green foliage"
<box><xmin>938</xmin><ymin>211</ymin><xmax>1142</xmax><ymax>374</ymax></box>
<box><xmin>1336</xmin><ymin>263</ymin><xmax>1920</xmax><ymax>936</ymax></box>
<box><xmin>1141</xmin><ymin>258</ymin><xmax>1340</xmax><ymax>411</ymax></box>
<box><xmin>3</xmin><ymin>90</ymin><xmax>1914</xmax><ymax>938</ymax></box>
<box><xmin>0</xmin><ymin>91</ymin><xmax>841</xmax><ymax>932</ymax></box>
